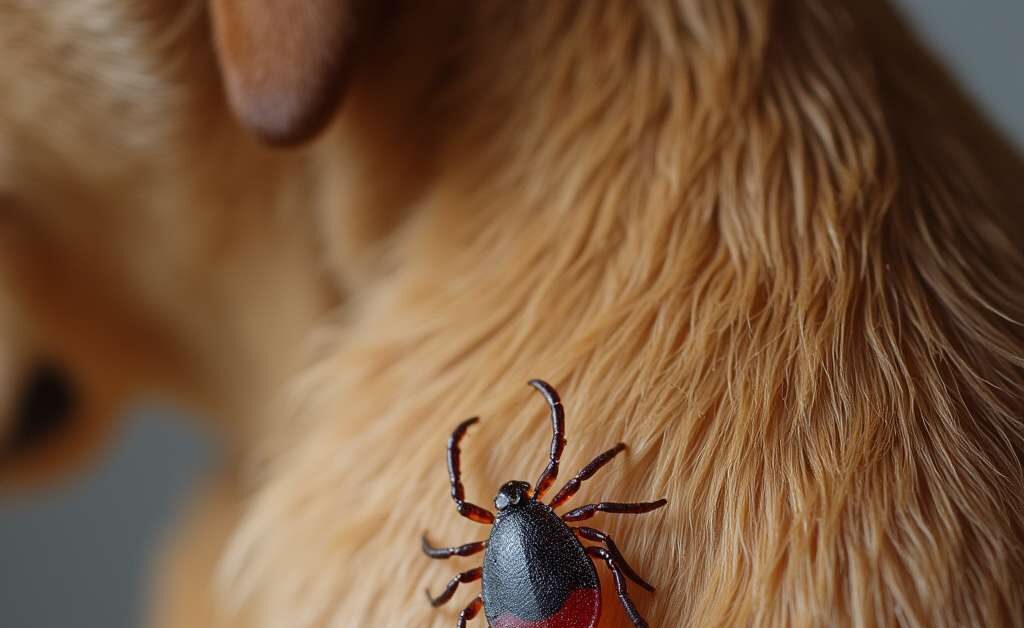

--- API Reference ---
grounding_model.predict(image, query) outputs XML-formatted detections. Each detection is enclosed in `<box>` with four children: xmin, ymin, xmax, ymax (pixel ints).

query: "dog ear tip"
<box><xmin>246</xmin><ymin>117</ymin><xmax>328</xmax><ymax>148</ymax></box>
<box><xmin>210</xmin><ymin>0</ymin><xmax>356</xmax><ymax>147</ymax></box>
<box><xmin>228</xmin><ymin>87</ymin><xmax>344</xmax><ymax>147</ymax></box>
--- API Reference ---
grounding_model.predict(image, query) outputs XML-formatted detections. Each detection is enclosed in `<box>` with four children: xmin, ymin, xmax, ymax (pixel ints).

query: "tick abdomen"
<box><xmin>482</xmin><ymin>499</ymin><xmax>600</xmax><ymax>628</ymax></box>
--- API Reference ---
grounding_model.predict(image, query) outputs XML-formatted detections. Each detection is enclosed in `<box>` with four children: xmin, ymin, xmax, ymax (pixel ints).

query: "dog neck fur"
<box><xmin>221</xmin><ymin>2</ymin><xmax>1024</xmax><ymax>627</ymax></box>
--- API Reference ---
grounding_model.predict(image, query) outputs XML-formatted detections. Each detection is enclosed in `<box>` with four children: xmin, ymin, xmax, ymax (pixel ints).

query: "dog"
<box><xmin>2</xmin><ymin>1</ymin><xmax>1023</xmax><ymax>627</ymax></box>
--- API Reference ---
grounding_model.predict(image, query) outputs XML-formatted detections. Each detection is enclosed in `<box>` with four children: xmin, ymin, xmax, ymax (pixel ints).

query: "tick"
<box><xmin>423</xmin><ymin>379</ymin><xmax>668</xmax><ymax>628</ymax></box>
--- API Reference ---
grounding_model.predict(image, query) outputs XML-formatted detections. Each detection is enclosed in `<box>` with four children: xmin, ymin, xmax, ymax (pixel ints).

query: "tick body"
<box><xmin>423</xmin><ymin>380</ymin><xmax>668</xmax><ymax>628</ymax></box>
<box><xmin>483</xmin><ymin>498</ymin><xmax>600</xmax><ymax>628</ymax></box>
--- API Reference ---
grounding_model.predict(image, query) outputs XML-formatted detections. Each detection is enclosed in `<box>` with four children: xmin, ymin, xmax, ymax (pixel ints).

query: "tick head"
<box><xmin>494</xmin><ymin>480</ymin><xmax>531</xmax><ymax>512</ymax></box>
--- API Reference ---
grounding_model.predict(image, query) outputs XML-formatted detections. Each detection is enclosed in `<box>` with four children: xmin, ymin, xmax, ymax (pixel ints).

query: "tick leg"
<box><xmin>586</xmin><ymin>546</ymin><xmax>649</xmax><ymax>628</ymax></box>
<box><xmin>563</xmin><ymin>498</ymin><xmax>667</xmax><ymax>522</ymax></box>
<box><xmin>421</xmin><ymin>535</ymin><xmax>487</xmax><ymax>560</ymax></box>
<box><xmin>456</xmin><ymin>595</ymin><xmax>484</xmax><ymax>628</ymax></box>
<box><xmin>528</xmin><ymin>379</ymin><xmax>566</xmax><ymax>501</ymax></box>
<box><xmin>425</xmin><ymin>567</ymin><xmax>483</xmax><ymax>607</ymax></box>
<box><xmin>574</xmin><ymin>526</ymin><xmax>654</xmax><ymax>591</ymax></box>
<box><xmin>447</xmin><ymin>418</ymin><xmax>495</xmax><ymax>524</ymax></box>
<box><xmin>548</xmin><ymin>443</ymin><xmax>626</xmax><ymax>509</ymax></box>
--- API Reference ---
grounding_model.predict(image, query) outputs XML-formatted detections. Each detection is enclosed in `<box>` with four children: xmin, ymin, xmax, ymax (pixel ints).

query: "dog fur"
<box><xmin>2</xmin><ymin>1</ymin><xmax>1023</xmax><ymax>627</ymax></box>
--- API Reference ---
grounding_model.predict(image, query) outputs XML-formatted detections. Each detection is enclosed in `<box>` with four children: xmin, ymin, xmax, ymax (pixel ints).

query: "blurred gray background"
<box><xmin>1</xmin><ymin>3</ymin><xmax>1022</xmax><ymax>628</ymax></box>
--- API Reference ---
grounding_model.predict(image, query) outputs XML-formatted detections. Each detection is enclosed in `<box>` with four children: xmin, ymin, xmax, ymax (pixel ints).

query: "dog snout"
<box><xmin>2</xmin><ymin>359</ymin><xmax>77</xmax><ymax>458</ymax></box>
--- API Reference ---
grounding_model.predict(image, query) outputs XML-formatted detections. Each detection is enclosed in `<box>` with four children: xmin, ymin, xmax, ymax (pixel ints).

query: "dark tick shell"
<box><xmin>482</xmin><ymin>499</ymin><xmax>600</xmax><ymax>628</ymax></box>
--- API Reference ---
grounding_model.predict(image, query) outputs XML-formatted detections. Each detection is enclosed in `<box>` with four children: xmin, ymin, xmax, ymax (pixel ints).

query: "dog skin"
<box><xmin>2</xmin><ymin>1</ymin><xmax>1024</xmax><ymax>627</ymax></box>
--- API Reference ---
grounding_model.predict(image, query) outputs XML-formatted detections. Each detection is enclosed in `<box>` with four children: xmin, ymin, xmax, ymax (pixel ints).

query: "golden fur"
<box><xmin>2</xmin><ymin>1</ymin><xmax>1023</xmax><ymax>627</ymax></box>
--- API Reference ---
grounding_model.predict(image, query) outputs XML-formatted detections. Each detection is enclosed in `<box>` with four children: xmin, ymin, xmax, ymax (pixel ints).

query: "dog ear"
<box><xmin>210</xmin><ymin>0</ymin><xmax>358</xmax><ymax>145</ymax></box>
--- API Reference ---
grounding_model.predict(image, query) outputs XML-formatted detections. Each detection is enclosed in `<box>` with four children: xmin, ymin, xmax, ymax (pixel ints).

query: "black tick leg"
<box><xmin>425</xmin><ymin>567</ymin><xmax>483</xmax><ymax>607</ymax></box>
<box><xmin>529</xmin><ymin>379</ymin><xmax>566</xmax><ymax>502</ymax></box>
<box><xmin>447</xmin><ymin>418</ymin><xmax>495</xmax><ymax>524</ymax></box>
<box><xmin>549</xmin><ymin>443</ymin><xmax>626</xmax><ymax>509</ymax></box>
<box><xmin>574</xmin><ymin>526</ymin><xmax>654</xmax><ymax>591</ymax></box>
<box><xmin>563</xmin><ymin>498</ymin><xmax>667</xmax><ymax>522</ymax></box>
<box><xmin>422</xmin><ymin>535</ymin><xmax>487</xmax><ymax>560</ymax></box>
<box><xmin>456</xmin><ymin>595</ymin><xmax>483</xmax><ymax>628</ymax></box>
<box><xmin>586</xmin><ymin>546</ymin><xmax>649</xmax><ymax>628</ymax></box>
